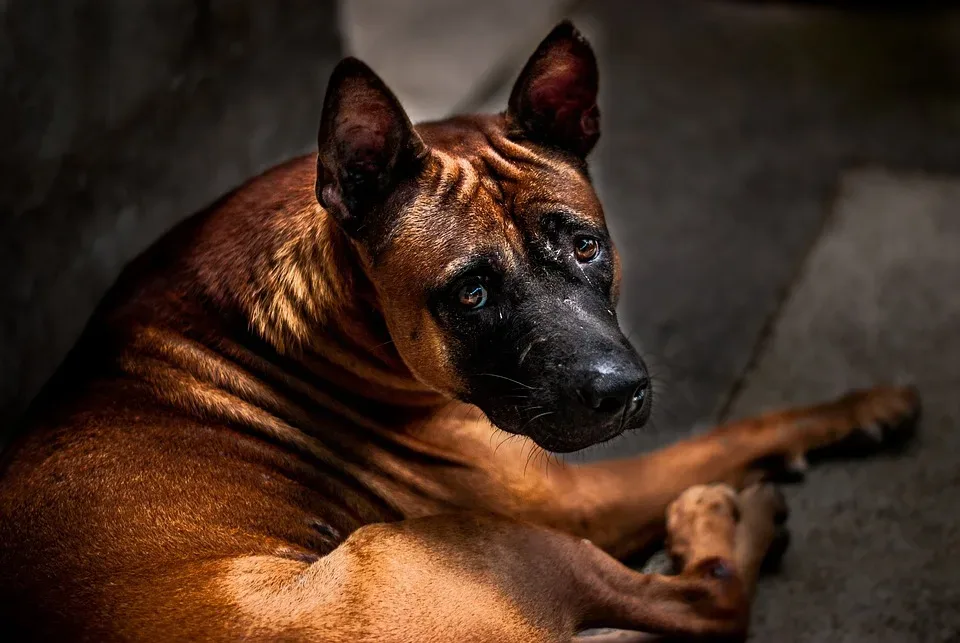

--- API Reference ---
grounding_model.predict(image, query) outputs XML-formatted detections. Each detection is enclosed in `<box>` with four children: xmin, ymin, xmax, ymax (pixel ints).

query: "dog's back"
<box><xmin>0</xmin><ymin>156</ymin><xmax>419</xmax><ymax>639</ymax></box>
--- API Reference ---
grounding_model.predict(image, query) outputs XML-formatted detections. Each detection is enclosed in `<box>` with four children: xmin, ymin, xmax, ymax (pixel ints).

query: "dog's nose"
<box><xmin>576</xmin><ymin>363</ymin><xmax>650</xmax><ymax>415</ymax></box>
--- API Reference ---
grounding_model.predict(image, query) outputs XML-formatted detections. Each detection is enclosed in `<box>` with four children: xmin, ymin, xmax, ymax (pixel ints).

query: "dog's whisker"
<box><xmin>518</xmin><ymin>342</ymin><xmax>534</xmax><ymax>366</ymax></box>
<box><xmin>519</xmin><ymin>410</ymin><xmax>554</xmax><ymax>433</ymax></box>
<box><xmin>517</xmin><ymin>335</ymin><xmax>550</xmax><ymax>366</ymax></box>
<box><xmin>523</xmin><ymin>440</ymin><xmax>544</xmax><ymax>477</ymax></box>
<box><xmin>516</xmin><ymin>404</ymin><xmax>545</xmax><ymax>416</ymax></box>
<box><xmin>476</xmin><ymin>372</ymin><xmax>535</xmax><ymax>390</ymax></box>
<box><xmin>493</xmin><ymin>432</ymin><xmax>523</xmax><ymax>457</ymax></box>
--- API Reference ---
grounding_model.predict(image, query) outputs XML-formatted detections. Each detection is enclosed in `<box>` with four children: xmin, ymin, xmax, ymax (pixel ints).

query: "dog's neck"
<box><xmin>125</xmin><ymin>169</ymin><xmax>487</xmax><ymax>516</ymax></box>
<box><xmin>189</xmin><ymin>171</ymin><xmax>449</xmax><ymax>426</ymax></box>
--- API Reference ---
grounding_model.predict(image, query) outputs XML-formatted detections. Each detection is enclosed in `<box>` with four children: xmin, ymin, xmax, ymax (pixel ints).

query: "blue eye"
<box><xmin>458</xmin><ymin>283</ymin><xmax>488</xmax><ymax>310</ymax></box>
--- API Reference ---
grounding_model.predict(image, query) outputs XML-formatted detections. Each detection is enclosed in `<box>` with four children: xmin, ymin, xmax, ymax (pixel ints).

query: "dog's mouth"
<box><xmin>533</xmin><ymin>422</ymin><xmax>626</xmax><ymax>454</ymax></box>
<box><xmin>481</xmin><ymin>380</ymin><xmax>653</xmax><ymax>454</ymax></box>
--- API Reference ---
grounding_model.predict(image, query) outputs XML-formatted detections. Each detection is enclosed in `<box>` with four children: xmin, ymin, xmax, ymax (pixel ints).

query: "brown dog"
<box><xmin>0</xmin><ymin>22</ymin><xmax>918</xmax><ymax>642</ymax></box>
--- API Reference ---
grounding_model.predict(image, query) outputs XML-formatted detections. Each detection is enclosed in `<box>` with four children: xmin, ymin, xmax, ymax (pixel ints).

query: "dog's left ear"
<box><xmin>506</xmin><ymin>21</ymin><xmax>600</xmax><ymax>158</ymax></box>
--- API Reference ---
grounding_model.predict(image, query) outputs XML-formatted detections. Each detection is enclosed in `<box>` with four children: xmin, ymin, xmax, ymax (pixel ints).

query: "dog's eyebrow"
<box><xmin>434</xmin><ymin>253</ymin><xmax>502</xmax><ymax>288</ymax></box>
<box><xmin>536</xmin><ymin>208</ymin><xmax>606</xmax><ymax>236</ymax></box>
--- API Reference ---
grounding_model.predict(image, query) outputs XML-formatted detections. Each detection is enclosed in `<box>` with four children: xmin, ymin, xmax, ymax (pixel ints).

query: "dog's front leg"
<box><xmin>519</xmin><ymin>385</ymin><xmax>918</xmax><ymax>559</ymax></box>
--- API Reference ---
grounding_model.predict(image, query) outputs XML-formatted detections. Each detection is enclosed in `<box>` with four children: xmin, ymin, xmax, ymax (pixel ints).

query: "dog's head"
<box><xmin>316</xmin><ymin>22</ymin><xmax>650</xmax><ymax>452</ymax></box>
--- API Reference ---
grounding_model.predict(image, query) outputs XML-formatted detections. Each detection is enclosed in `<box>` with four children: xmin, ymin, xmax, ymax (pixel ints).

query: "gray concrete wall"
<box><xmin>340</xmin><ymin>0</ymin><xmax>571</xmax><ymax>122</ymax></box>
<box><xmin>0</xmin><ymin>0</ymin><xmax>342</xmax><ymax>426</ymax></box>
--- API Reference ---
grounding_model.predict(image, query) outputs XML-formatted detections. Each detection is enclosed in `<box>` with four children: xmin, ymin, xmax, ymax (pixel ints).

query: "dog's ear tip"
<box><xmin>548</xmin><ymin>20</ymin><xmax>580</xmax><ymax>40</ymax></box>
<box><xmin>321</xmin><ymin>56</ymin><xmax>401</xmax><ymax>127</ymax></box>
<box><xmin>544</xmin><ymin>20</ymin><xmax>592</xmax><ymax>50</ymax></box>
<box><xmin>329</xmin><ymin>56</ymin><xmax>380</xmax><ymax>86</ymax></box>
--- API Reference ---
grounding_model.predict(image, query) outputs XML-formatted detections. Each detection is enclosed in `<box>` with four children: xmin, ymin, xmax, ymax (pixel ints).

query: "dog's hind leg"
<box><xmin>196</xmin><ymin>488</ymin><xmax>781</xmax><ymax>643</ymax></box>
<box><xmin>572</xmin><ymin>482</ymin><xmax>787</xmax><ymax>643</ymax></box>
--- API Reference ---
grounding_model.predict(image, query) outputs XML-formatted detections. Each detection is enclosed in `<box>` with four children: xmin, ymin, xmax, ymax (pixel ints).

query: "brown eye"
<box><xmin>574</xmin><ymin>236</ymin><xmax>600</xmax><ymax>263</ymax></box>
<box><xmin>458</xmin><ymin>283</ymin><xmax>488</xmax><ymax>310</ymax></box>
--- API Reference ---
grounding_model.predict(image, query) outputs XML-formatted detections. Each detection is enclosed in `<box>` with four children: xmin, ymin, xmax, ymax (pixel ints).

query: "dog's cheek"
<box><xmin>389</xmin><ymin>311</ymin><xmax>464</xmax><ymax>396</ymax></box>
<box><xmin>609</xmin><ymin>242</ymin><xmax>622</xmax><ymax>305</ymax></box>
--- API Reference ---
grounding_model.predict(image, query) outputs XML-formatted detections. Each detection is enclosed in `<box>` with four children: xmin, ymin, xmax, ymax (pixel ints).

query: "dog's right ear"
<box><xmin>316</xmin><ymin>58</ymin><xmax>426</xmax><ymax>236</ymax></box>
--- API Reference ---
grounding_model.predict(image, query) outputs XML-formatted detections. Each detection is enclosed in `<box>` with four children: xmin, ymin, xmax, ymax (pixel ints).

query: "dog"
<box><xmin>0</xmin><ymin>22</ymin><xmax>919</xmax><ymax>642</ymax></box>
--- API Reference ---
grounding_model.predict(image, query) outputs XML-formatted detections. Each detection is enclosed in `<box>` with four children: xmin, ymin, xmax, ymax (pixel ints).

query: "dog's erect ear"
<box><xmin>506</xmin><ymin>21</ymin><xmax>600</xmax><ymax>158</ymax></box>
<box><xmin>316</xmin><ymin>57</ymin><xmax>426</xmax><ymax>235</ymax></box>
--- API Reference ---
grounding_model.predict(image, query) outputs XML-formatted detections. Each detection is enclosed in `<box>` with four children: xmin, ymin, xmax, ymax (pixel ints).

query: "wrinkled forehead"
<box><xmin>379</xmin><ymin>115</ymin><xmax>603</xmax><ymax>285</ymax></box>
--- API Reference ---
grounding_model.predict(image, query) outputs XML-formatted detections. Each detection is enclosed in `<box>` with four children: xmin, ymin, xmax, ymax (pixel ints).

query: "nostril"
<box><xmin>575</xmin><ymin>366</ymin><xmax>649</xmax><ymax>415</ymax></box>
<box><xmin>632</xmin><ymin>376</ymin><xmax>651</xmax><ymax>405</ymax></box>
<box><xmin>595</xmin><ymin>396</ymin><xmax>623</xmax><ymax>414</ymax></box>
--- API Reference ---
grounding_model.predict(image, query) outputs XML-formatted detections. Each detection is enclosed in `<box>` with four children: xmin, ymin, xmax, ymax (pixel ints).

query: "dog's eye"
<box><xmin>574</xmin><ymin>236</ymin><xmax>600</xmax><ymax>263</ymax></box>
<box><xmin>458</xmin><ymin>282</ymin><xmax>488</xmax><ymax>310</ymax></box>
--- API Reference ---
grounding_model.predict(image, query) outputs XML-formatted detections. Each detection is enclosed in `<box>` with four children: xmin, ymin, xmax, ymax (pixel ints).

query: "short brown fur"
<box><xmin>0</xmin><ymin>22</ymin><xmax>919</xmax><ymax>642</ymax></box>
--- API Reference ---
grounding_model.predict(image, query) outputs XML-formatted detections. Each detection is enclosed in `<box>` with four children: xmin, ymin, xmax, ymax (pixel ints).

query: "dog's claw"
<box><xmin>785</xmin><ymin>452</ymin><xmax>809</xmax><ymax>474</ymax></box>
<box><xmin>848</xmin><ymin>385</ymin><xmax>921</xmax><ymax>445</ymax></box>
<box><xmin>860</xmin><ymin>422</ymin><xmax>883</xmax><ymax>441</ymax></box>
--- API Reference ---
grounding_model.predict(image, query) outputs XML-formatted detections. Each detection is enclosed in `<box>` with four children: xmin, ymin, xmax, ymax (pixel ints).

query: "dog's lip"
<box><xmin>586</xmin><ymin>393</ymin><xmax>653</xmax><ymax>445</ymax></box>
<box><xmin>479</xmin><ymin>385</ymin><xmax>653</xmax><ymax>452</ymax></box>
<box><xmin>535</xmin><ymin>423</ymin><xmax>625</xmax><ymax>454</ymax></box>
<box><xmin>533</xmin><ymin>405</ymin><xmax>651</xmax><ymax>454</ymax></box>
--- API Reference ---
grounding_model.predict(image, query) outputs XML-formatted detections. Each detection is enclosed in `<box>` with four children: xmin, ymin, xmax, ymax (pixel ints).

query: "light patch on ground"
<box><xmin>729</xmin><ymin>168</ymin><xmax>960</xmax><ymax>641</ymax></box>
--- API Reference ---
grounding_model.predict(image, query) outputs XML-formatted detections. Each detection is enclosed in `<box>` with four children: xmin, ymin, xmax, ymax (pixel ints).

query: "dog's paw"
<box><xmin>761</xmin><ymin>385</ymin><xmax>922</xmax><ymax>482</ymax></box>
<box><xmin>666</xmin><ymin>484</ymin><xmax>740</xmax><ymax>534</ymax></box>
<box><xmin>665</xmin><ymin>484</ymin><xmax>740</xmax><ymax>572</ymax></box>
<box><xmin>666</xmin><ymin>483</ymin><xmax>791</xmax><ymax>583</ymax></box>
<box><xmin>812</xmin><ymin>385</ymin><xmax>921</xmax><ymax>459</ymax></box>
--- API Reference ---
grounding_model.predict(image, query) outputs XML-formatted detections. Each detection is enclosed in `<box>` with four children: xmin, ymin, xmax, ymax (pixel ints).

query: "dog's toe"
<box><xmin>849</xmin><ymin>385</ymin><xmax>920</xmax><ymax>446</ymax></box>
<box><xmin>812</xmin><ymin>385</ymin><xmax>921</xmax><ymax>460</ymax></box>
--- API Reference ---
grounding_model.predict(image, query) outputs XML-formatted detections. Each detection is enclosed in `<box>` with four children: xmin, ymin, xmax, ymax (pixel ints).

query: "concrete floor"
<box><xmin>736</xmin><ymin>170</ymin><xmax>960</xmax><ymax>642</ymax></box>
<box><xmin>348</xmin><ymin>1</ymin><xmax>960</xmax><ymax>640</ymax></box>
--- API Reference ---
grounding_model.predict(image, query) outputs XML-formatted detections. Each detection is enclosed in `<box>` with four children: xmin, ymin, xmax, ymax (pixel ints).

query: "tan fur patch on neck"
<box><xmin>246</xmin><ymin>199</ymin><xmax>352</xmax><ymax>355</ymax></box>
